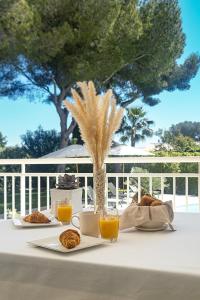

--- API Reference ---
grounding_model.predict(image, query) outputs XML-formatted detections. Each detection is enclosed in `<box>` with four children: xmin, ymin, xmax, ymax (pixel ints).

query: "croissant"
<box><xmin>151</xmin><ymin>200</ymin><xmax>163</xmax><ymax>206</ymax></box>
<box><xmin>23</xmin><ymin>211</ymin><xmax>50</xmax><ymax>223</ymax></box>
<box><xmin>59</xmin><ymin>229</ymin><xmax>80</xmax><ymax>249</ymax></box>
<box><xmin>140</xmin><ymin>195</ymin><xmax>163</xmax><ymax>206</ymax></box>
<box><xmin>140</xmin><ymin>195</ymin><xmax>154</xmax><ymax>206</ymax></box>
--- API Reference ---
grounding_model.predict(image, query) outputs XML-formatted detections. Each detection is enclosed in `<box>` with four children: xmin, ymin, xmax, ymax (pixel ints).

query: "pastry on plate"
<box><xmin>23</xmin><ymin>211</ymin><xmax>51</xmax><ymax>223</ymax></box>
<box><xmin>59</xmin><ymin>229</ymin><xmax>80</xmax><ymax>249</ymax></box>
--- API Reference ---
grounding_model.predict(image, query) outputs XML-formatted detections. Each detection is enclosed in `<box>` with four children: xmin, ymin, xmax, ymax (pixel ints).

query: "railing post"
<box><xmin>20</xmin><ymin>163</ymin><xmax>26</xmax><ymax>216</ymax></box>
<box><xmin>85</xmin><ymin>176</ymin><xmax>88</xmax><ymax>208</ymax></box>
<box><xmin>127</xmin><ymin>176</ymin><xmax>130</xmax><ymax>204</ymax></box>
<box><xmin>198</xmin><ymin>163</ymin><xmax>200</xmax><ymax>211</ymax></box>
<box><xmin>4</xmin><ymin>176</ymin><xmax>7</xmax><ymax>220</ymax></box>
<box><xmin>185</xmin><ymin>176</ymin><xmax>188</xmax><ymax>210</ymax></box>
<box><xmin>173</xmin><ymin>177</ymin><xmax>176</xmax><ymax>209</ymax></box>
<box><xmin>105</xmin><ymin>163</ymin><xmax>108</xmax><ymax>208</ymax></box>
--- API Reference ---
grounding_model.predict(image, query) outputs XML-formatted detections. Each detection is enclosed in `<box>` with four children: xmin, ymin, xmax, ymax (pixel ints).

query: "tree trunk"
<box><xmin>59</xmin><ymin>109</ymin><xmax>68</xmax><ymax>148</ymax></box>
<box><xmin>131</xmin><ymin>129</ymin><xmax>136</xmax><ymax>147</ymax></box>
<box><xmin>52</xmin><ymin>87</ymin><xmax>76</xmax><ymax>172</ymax></box>
<box><xmin>54</xmin><ymin>88</ymin><xmax>77</xmax><ymax>149</ymax></box>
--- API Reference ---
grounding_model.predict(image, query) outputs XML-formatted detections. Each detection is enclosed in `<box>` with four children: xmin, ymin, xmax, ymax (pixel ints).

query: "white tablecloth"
<box><xmin>0</xmin><ymin>213</ymin><xmax>200</xmax><ymax>300</ymax></box>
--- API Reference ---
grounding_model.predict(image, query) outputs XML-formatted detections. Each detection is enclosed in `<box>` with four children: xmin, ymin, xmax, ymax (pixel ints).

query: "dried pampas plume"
<box><xmin>64</xmin><ymin>81</ymin><xmax>124</xmax><ymax>170</ymax></box>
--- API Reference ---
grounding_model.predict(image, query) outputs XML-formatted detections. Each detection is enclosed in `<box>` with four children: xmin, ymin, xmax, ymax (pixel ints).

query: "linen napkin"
<box><xmin>120</xmin><ymin>200</ymin><xmax>174</xmax><ymax>230</ymax></box>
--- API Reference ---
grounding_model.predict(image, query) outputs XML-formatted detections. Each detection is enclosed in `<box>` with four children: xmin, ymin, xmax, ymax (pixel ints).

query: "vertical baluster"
<box><xmin>47</xmin><ymin>176</ymin><xmax>50</xmax><ymax>210</ymax></box>
<box><xmin>138</xmin><ymin>177</ymin><xmax>141</xmax><ymax>203</ymax></box>
<box><xmin>185</xmin><ymin>177</ymin><xmax>188</xmax><ymax>210</ymax></box>
<box><xmin>38</xmin><ymin>176</ymin><xmax>41</xmax><ymax>211</ymax></box>
<box><xmin>12</xmin><ymin>176</ymin><xmax>15</xmax><ymax>218</ymax></box>
<box><xmin>198</xmin><ymin>176</ymin><xmax>200</xmax><ymax>212</ymax></box>
<box><xmin>4</xmin><ymin>176</ymin><xmax>7</xmax><ymax>220</ymax></box>
<box><xmin>173</xmin><ymin>177</ymin><xmax>176</xmax><ymax>210</ymax></box>
<box><xmin>29</xmin><ymin>176</ymin><xmax>32</xmax><ymax>214</ymax></box>
<box><xmin>105</xmin><ymin>175</ymin><xmax>108</xmax><ymax>208</ymax></box>
<box><xmin>116</xmin><ymin>176</ymin><xmax>119</xmax><ymax>208</ymax></box>
<box><xmin>127</xmin><ymin>176</ymin><xmax>130</xmax><ymax>204</ymax></box>
<box><xmin>161</xmin><ymin>177</ymin><xmax>164</xmax><ymax>201</ymax></box>
<box><xmin>20</xmin><ymin>164</ymin><xmax>26</xmax><ymax>216</ymax></box>
<box><xmin>198</xmin><ymin>163</ymin><xmax>200</xmax><ymax>212</ymax></box>
<box><xmin>149</xmin><ymin>176</ymin><xmax>153</xmax><ymax>195</ymax></box>
<box><xmin>85</xmin><ymin>176</ymin><xmax>88</xmax><ymax>208</ymax></box>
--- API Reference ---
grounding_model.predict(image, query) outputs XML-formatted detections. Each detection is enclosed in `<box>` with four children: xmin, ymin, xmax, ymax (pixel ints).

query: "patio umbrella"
<box><xmin>43</xmin><ymin>144</ymin><xmax>153</xmax><ymax>158</ymax></box>
<box><xmin>42</xmin><ymin>144</ymin><xmax>89</xmax><ymax>173</ymax></box>
<box><xmin>109</xmin><ymin>145</ymin><xmax>153</xmax><ymax>156</ymax></box>
<box><xmin>42</xmin><ymin>144</ymin><xmax>89</xmax><ymax>158</ymax></box>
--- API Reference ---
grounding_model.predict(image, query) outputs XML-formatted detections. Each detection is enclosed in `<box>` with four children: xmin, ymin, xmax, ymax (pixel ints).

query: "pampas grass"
<box><xmin>64</xmin><ymin>81</ymin><xmax>124</xmax><ymax>211</ymax></box>
<box><xmin>64</xmin><ymin>81</ymin><xmax>124</xmax><ymax>170</ymax></box>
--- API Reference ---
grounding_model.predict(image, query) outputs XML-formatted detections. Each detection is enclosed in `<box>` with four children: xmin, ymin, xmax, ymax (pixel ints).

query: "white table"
<box><xmin>0</xmin><ymin>213</ymin><xmax>200</xmax><ymax>300</ymax></box>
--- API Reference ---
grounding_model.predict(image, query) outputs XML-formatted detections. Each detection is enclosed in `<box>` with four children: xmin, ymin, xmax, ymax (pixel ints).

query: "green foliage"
<box><xmin>0</xmin><ymin>0</ymin><xmax>199</xmax><ymax>147</ymax></box>
<box><xmin>0</xmin><ymin>146</ymin><xmax>27</xmax><ymax>173</ymax></box>
<box><xmin>161</xmin><ymin>121</ymin><xmax>200</xmax><ymax>141</ymax></box>
<box><xmin>21</xmin><ymin>126</ymin><xmax>60</xmax><ymax>158</ymax></box>
<box><xmin>119</xmin><ymin>106</ymin><xmax>154</xmax><ymax>146</ymax></box>
<box><xmin>157</xmin><ymin>132</ymin><xmax>200</xmax><ymax>153</ymax></box>
<box><xmin>0</xmin><ymin>145</ymin><xmax>27</xmax><ymax>159</ymax></box>
<box><xmin>0</xmin><ymin>0</ymin><xmax>142</xmax><ymax>95</ymax></box>
<box><xmin>169</xmin><ymin>135</ymin><xmax>198</xmax><ymax>152</ymax></box>
<box><xmin>0</xmin><ymin>131</ymin><xmax>6</xmax><ymax>149</ymax></box>
<box><xmin>108</xmin><ymin>1</ymin><xmax>200</xmax><ymax>107</ymax></box>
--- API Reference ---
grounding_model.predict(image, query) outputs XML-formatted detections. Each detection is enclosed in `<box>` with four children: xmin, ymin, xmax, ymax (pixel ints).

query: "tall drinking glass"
<box><xmin>99</xmin><ymin>208</ymin><xmax>119</xmax><ymax>242</ymax></box>
<box><xmin>56</xmin><ymin>200</ymin><xmax>72</xmax><ymax>224</ymax></box>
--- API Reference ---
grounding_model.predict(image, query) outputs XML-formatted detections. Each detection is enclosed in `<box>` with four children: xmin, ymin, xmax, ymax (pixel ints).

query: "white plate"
<box><xmin>136</xmin><ymin>224</ymin><xmax>168</xmax><ymax>232</ymax></box>
<box><xmin>28</xmin><ymin>235</ymin><xmax>107</xmax><ymax>253</ymax></box>
<box><xmin>12</xmin><ymin>216</ymin><xmax>62</xmax><ymax>228</ymax></box>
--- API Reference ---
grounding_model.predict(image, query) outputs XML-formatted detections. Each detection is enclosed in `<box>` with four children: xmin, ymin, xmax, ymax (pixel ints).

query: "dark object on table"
<box><xmin>56</xmin><ymin>174</ymin><xmax>79</xmax><ymax>190</ymax></box>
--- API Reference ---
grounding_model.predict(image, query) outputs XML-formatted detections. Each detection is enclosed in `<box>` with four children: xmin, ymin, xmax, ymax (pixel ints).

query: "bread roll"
<box><xmin>59</xmin><ymin>229</ymin><xmax>80</xmax><ymax>249</ymax></box>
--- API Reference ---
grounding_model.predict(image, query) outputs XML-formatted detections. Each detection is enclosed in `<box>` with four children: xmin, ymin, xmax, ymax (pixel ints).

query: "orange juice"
<box><xmin>99</xmin><ymin>216</ymin><xmax>119</xmax><ymax>241</ymax></box>
<box><xmin>57</xmin><ymin>205</ymin><xmax>72</xmax><ymax>223</ymax></box>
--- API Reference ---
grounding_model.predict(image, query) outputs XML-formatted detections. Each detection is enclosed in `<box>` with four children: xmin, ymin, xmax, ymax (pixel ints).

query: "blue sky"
<box><xmin>143</xmin><ymin>0</ymin><xmax>200</xmax><ymax>140</ymax></box>
<box><xmin>0</xmin><ymin>0</ymin><xmax>200</xmax><ymax>146</ymax></box>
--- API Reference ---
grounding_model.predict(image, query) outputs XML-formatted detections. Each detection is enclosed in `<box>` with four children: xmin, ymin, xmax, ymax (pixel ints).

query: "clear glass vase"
<box><xmin>93</xmin><ymin>166</ymin><xmax>106</xmax><ymax>212</ymax></box>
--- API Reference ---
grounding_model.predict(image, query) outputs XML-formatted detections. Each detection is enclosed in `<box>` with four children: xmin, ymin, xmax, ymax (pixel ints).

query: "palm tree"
<box><xmin>119</xmin><ymin>107</ymin><xmax>154</xmax><ymax>146</ymax></box>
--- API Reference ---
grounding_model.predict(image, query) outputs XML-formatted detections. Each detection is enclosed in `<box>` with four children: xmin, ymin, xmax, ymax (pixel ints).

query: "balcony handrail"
<box><xmin>0</xmin><ymin>156</ymin><xmax>200</xmax><ymax>165</ymax></box>
<box><xmin>0</xmin><ymin>172</ymin><xmax>199</xmax><ymax>177</ymax></box>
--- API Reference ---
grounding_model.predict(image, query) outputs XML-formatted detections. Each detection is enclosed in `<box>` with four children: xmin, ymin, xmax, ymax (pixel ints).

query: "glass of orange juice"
<box><xmin>99</xmin><ymin>209</ymin><xmax>119</xmax><ymax>242</ymax></box>
<box><xmin>56</xmin><ymin>200</ymin><xmax>72</xmax><ymax>224</ymax></box>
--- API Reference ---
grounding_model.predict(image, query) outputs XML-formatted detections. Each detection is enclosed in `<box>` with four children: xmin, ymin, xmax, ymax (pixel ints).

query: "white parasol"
<box><xmin>43</xmin><ymin>144</ymin><xmax>153</xmax><ymax>158</ymax></box>
<box><xmin>42</xmin><ymin>144</ymin><xmax>89</xmax><ymax>158</ymax></box>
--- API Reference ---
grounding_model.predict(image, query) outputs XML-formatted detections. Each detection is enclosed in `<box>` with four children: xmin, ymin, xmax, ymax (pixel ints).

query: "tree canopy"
<box><xmin>0</xmin><ymin>131</ymin><xmax>6</xmax><ymax>149</ymax></box>
<box><xmin>0</xmin><ymin>0</ymin><xmax>199</xmax><ymax>147</ymax></box>
<box><xmin>119</xmin><ymin>107</ymin><xmax>154</xmax><ymax>146</ymax></box>
<box><xmin>161</xmin><ymin>121</ymin><xmax>200</xmax><ymax>141</ymax></box>
<box><xmin>0</xmin><ymin>145</ymin><xmax>27</xmax><ymax>159</ymax></box>
<box><xmin>21</xmin><ymin>126</ymin><xmax>60</xmax><ymax>157</ymax></box>
<box><xmin>157</xmin><ymin>134</ymin><xmax>199</xmax><ymax>152</ymax></box>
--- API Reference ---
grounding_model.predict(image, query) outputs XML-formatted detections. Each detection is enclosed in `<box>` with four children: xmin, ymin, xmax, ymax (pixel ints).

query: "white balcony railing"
<box><xmin>0</xmin><ymin>156</ymin><xmax>200</xmax><ymax>219</ymax></box>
